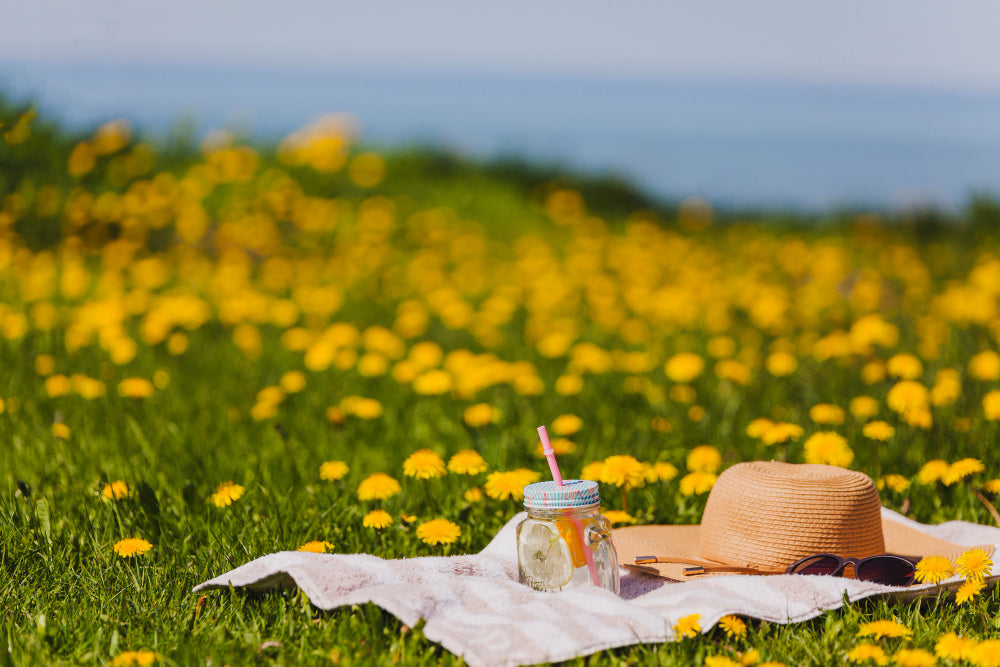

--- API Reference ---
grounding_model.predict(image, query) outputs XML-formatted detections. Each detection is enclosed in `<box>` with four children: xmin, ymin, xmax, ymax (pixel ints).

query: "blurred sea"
<box><xmin>3</xmin><ymin>61</ymin><xmax>1000</xmax><ymax>212</ymax></box>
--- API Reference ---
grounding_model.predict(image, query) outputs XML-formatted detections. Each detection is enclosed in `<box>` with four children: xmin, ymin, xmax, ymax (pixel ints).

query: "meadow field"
<box><xmin>3</xmin><ymin>97</ymin><xmax>1000</xmax><ymax>666</ymax></box>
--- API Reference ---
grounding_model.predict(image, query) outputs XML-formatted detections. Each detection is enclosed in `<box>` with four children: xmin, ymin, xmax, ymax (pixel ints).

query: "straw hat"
<box><xmin>614</xmin><ymin>461</ymin><xmax>994</xmax><ymax>581</ymax></box>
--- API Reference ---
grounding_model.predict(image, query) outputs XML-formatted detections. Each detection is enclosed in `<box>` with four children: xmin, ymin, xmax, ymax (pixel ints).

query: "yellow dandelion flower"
<box><xmin>765</xmin><ymin>351</ymin><xmax>798</xmax><ymax>377</ymax></box>
<box><xmin>719</xmin><ymin>615</ymin><xmax>747</xmax><ymax>638</ymax></box>
<box><xmin>533</xmin><ymin>437</ymin><xmax>576</xmax><ymax>457</ymax></box>
<box><xmin>297</xmin><ymin>541</ymin><xmax>334</xmax><ymax>553</ymax></box>
<box><xmin>934</xmin><ymin>632</ymin><xmax>976</xmax><ymax>662</ymax></box>
<box><xmin>448</xmin><ymin>449</ymin><xmax>488</xmax><ymax>475</ymax></box>
<box><xmin>600</xmin><ymin>455</ymin><xmax>647</xmax><ymax>489</ymax></box>
<box><xmin>954</xmin><ymin>547</ymin><xmax>993</xmax><ymax>582</ymax></box>
<box><xmin>651</xmin><ymin>461</ymin><xmax>679</xmax><ymax>482</ymax></box>
<box><xmin>674</xmin><ymin>612</ymin><xmax>701</xmax><ymax>639</ymax></box>
<box><xmin>362</xmin><ymin>509</ymin><xmax>393</xmax><ymax>529</ymax></box>
<box><xmin>803</xmin><ymin>431</ymin><xmax>854</xmax><ymax>467</ymax></box>
<box><xmin>210</xmin><ymin>481</ymin><xmax>245</xmax><ymax>508</ymax></box>
<box><xmin>602</xmin><ymin>510</ymin><xmax>636</xmax><ymax>525</ymax></box>
<box><xmin>876</xmin><ymin>474</ymin><xmax>910</xmax><ymax>494</ymax></box>
<box><xmin>357</xmin><ymin>473</ymin><xmax>402</xmax><ymax>501</ymax></box>
<box><xmin>846</xmin><ymin>643</ymin><xmax>887</xmax><ymax>665</ymax></box>
<box><xmin>484</xmin><ymin>469</ymin><xmax>540</xmax><ymax>501</ymax></box>
<box><xmin>551</xmin><ymin>413</ymin><xmax>583</xmax><ymax>435</ymax></box>
<box><xmin>102</xmin><ymin>480</ymin><xmax>130</xmax><ymax>501</ymax></box>
<box><xmin>114</xmin><ymin>538</ymin><xmax>153</xmax><ymax>558</ymax></box>
<box><xmin>810</xmin><ymin>403</ymin><xmax>846</xmax><ymax>425</ymax></box>
<box><xmin>400</xmin><ymin>512</ymin><xmax>417</xmax><ymax>524</ymax></box>
<box><xmin>955</xmin><ymin>578</ymin><xmax>985</xmax><ymax>605</ymax></box>
<box><xmin>45</xmin><ymin>374</ymin><xmax>72</xmax><ymax>397</ymax></box>
<box><xmin>416</xmin><ymin>518</ymin><xmax>461</xmax><ymax>545</ymax></box>
<box><xmin>861</xmin><ymin>361</ymin><xmax>887</xmax><ymax>384</ymax></box>
<box><xmin>984</xmin><ymin>479</ymin><xmax>1000</xmax><ymax>493</ymax></box>
<box><xmin>464</xmin><ymin>487</ymin><xmax>483</xmax><ymax>503</ymax></box>
<box><xmin>856</xmin><ymin>619</ymin><xmax>912</xmax><ymax>640</ymax></box>
<box><xmin>914</xmin><ymin>555</ymin><xmax>954</xmax><ymax>584</ymax></box>
<box><xmin>651</xmin><ymin>416</ymin><xmax>673</xmax><ymax>433</ymax></box>
<box><xmin>740</xmin><ymin>649</ymin><xmax>762</xmax><ymax>666</ymax></box>
<box><xmin>319</xmin><ymin>460</ymin><xmax>349</xmax><ymax>482</ymax></box>
<box><xmin>669</xmin><ymin>384</ymin><xmax>697</xmax><ymax>404</ymax></box>
<box><xmin>679</xmin><ymin>471</ymin><xmax>718</xmax><ymax>496</ymax></box>
<box><xmin>413</xmin><ymin>369</ymin><xmax>453</xmax><ymax>395</ymax></box>
<box><xmin>890</xmin><ymin>648</ymin><xmax>934</xmax><ymax>667</ymax></box>
<box><xmin>704</xmin><ymin>657</ymin><xmax>740</xmax><ymax>667</ymax></box>
<box><xmin>762</xmin><ymin>422</ymin><xmax>804</xmax><ymax>445</ymax></box>
<box><xmin>746</xmin><ymin>418</ymin><xmax>775</xmax><ymax>439</ymax></box>
<box><xmin>686</xmin><ymin>445</ymin><xmax>722</xmax><ymax>473</ymax></box>
<box><xmin>111</xmin><ymin>650</ymin><xmax>158</xmax><ymax>666</ymax></box>
<box><xmin>340</xmin><ymin>395</ymin><xmax>383</xmax><ymax>419</ymax></box>
<box><xmin>849</xmin><ymin>396</ymin><xmax>879</xmax><ymax>419</ymax></box>
<box><xmin>715</xmin><ymin>359</ymin><xmax>751</xmax><ymax>385</ymax></box>
<box><xmin>943</xmin><ymin>458</ymin><xmax>985</xmax><ymax>485</ymax></box>
<box><xmin>118</xmin><ymin>377</ymin><xmax>155</xmax><ymax>398</ymax></box>
<box><xmin>52</xmin><ymin>422</ymin><xmax>71</xmax><ymax>440</ymax></box>
<box><xmin>887</xmin><ymin>354</ymin><xmax>923</xmax><ymax>380</ymax></box>
<box><xmin>917</xmin><ymin>459</ymin><xmax>949</xmax><ymax>485</ymax></box>
<box><xmin>970</xmin><ymin>640</ymin><xmax>1000</xmax><ymax>667</ymax></box>
<box><xmin>969</xmin><ymin>350</ymin><xmax>1000</xmax><ymax>381</ymax></box>
<box><xmin>555</xmin><ymin>373</ymin><xmax>584</xmax><ymax>395</ymax></box>
<box><xmin>688</xmin><ymin>405</ymin><xmax>706</xmax><ymax>422</ymax></box>
<box><xmin>661</xmin><ymin>351</ymin><xmax>704</xmax><ymax>384</ymax></box>
<box><xmin>580</xmin><ymin>461</ymin><xmax>604</xmax><ymax>481</ymax></box>
<box><xmin>886</xmin><ymin>381</ymin><xmax>929</xmax><ymax>415</ymax></box>
<box><xmin>984</xmin><ymin>390</ymin><xmax>1000</xmax><ymax>420</ymax></box>
<box><xmin>862</xmin><ymin>421</ymin><xmax>895</xmax><ymax>441</ymax></box>
<box><xmin>280</xmin><ymin>370</ymin><xmax>307</xmax><ymax>393</ymax></box>
<box><xmin>403</xmin><ymin>449</ymin><xmax>446</xmax><ymax>479</ymax></box>
<box><xmin>463</xmin><ymin>403</ymin><xmax>499</xmax><ymax>427</ymax></box>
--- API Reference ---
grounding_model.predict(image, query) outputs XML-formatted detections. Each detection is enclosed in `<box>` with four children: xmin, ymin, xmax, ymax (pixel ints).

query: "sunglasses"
<box><xmin>636</xmin><ymin>553</ymin><xmax>920</xmax><ymax>586</ymax></box>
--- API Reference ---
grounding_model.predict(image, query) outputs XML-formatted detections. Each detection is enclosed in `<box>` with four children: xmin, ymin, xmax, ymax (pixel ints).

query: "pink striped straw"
<box><xmin>537</xmin><ymin>425</ymin><xmax>563</xmax><ymax>486</ymax></box>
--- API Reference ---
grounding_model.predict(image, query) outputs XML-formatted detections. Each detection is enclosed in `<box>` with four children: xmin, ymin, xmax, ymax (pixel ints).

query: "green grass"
<box><xmin>2</xmin><ymin>95</ymin><xmax>1000</xmax><ymax>666</ymax></box>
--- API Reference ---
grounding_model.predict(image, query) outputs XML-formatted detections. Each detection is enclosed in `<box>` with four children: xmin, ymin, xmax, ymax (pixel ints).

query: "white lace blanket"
<box><xmin>194</xmin><ymin>508</ymin><xmax>1000</xmax><ymax>667</ymax></box>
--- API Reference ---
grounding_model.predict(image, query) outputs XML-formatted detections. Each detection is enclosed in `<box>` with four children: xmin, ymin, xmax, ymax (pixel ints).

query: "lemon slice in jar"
<box><xmin>518</xmin><ymin>521</ymin><xmax>573</xmax><ymax>590</ymax></box>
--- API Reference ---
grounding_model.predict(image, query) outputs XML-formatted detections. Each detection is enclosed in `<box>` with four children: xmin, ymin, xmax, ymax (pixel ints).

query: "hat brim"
<box><xmin>614</xmin><ymin>517</ymin><xmax>995</xmax><ymax>582</ymax></box>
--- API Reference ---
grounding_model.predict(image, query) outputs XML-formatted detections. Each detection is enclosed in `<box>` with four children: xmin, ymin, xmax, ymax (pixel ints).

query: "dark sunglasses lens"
<box><xmin>790</xmin><ymin>555</ymin><xmax>842</xmax><ymax>575</ymax></box>
<box><xmin>856</xmin><ymin>557</ymin><xmax>914</xmax><ymax>586</ymax></box>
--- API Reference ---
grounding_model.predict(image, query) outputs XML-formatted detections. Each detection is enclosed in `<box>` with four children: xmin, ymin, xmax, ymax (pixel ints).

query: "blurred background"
<box><xmin>3</xmin><ymin>0</ymin><xmax>999</xmax><ymax>212</ymax></box>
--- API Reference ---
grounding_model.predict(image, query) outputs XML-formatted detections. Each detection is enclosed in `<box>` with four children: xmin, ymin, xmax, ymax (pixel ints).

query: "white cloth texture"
<box><xmin>194</xmin><ymin>508</ymin><xmax>1000</xmax><ymax>667</ymax></box>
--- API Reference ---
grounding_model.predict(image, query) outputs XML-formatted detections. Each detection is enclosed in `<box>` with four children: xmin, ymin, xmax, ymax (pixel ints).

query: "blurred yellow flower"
<box><xmin>665</xmin><ymin>353</ymin><xmax>704</xmax><ymax>383</ymax></box>
<box><xmin>602</xmin><ymin>510</ymin><xmax>636</xmax><ymax>525</ymax></box>
<box><xmin>447</xmin><ymin>449</ymin><xmax>488</xmax><ymax>475</ymax></box>
<box><xmin>715</xmin><ymin>359</ymin><xmax>751</xmax><ymax>386</ymax></box>
<box><xmin>846</xmin><ymin>644</ymin><xmax>888</xmax><ymax>666</ymax></box>
<box><xmin>809</xmin><ymin>403</ymin><xmax>845</xmax><ymax>425</ymax></box>
<box><xmin>862</xmin><ymin>421</ymin><xmax>894</xmax><ymax>441</ymax></box>
<box><xmin>114</xmin><ymin>538</ymin><xmax>152</xmax><ymax>558</ymax></box>
<box><xmin>45</xmin><ymin>374</ymin><xmax>72</xmax><ymax>397</ymax></box>
<box><xmin>803</xmin><ymin>432</ymin><xmax>853</xmax><ymax>467</ymax></box>
<box><xmin>917</xmin><ymin>459</ymin><xmax>950</xmax><ymax>484</ymax></box>
<box><xmin>765</xmin><ymin>351</ymin><xmax>798</xmax><ymax>377</ymax></box>
<box><xmin>849</xmin><ymin>396</ymin><xmax>879</xmax><ymax>419</ymax></box>
<box><xmin>889</xmin><ymin>648</ymin><xmax>934</xmax><ymax>667</ymax></box>
<box><xmin>534</xmin><ymin>437</ymin><xmax>576</xmax><ymax>457</ymax></box>
<box><xmin>297</xmin><ymin>541</ymin><xmax>334</xmax><ymax>553</ymax></box>
<box><xmin>403</xmin><ymin>449</ymin><xmax>446</xmax><ymax>479</ymax></box>
<box><xmin>463</xmin><ymin>487</ymin><xmax>483</xmax><ymax>503</ymax></box>
<box><xmin>357</xmin><ymin>473</ymin><xmax>402</xmax><ymax>501</ymax></box>
<box><xmin>102</xmin><ymin>480</ymin><xmax>130</xmax><ymax>501</ymax></box>
<box><xmin>111</xmin><ymin>650</ymin><xmax>157</xmax><ymax>666</ymax></box>
<box><xmin>934</xmin><ymin>633</ymin><xmax>976</xmax><ymax>662</ymax></box>
<box><xmin>651</xmin><ymin>461</ymin><xmax>679</xmax><ymax>482</ymax></box>
<box><xmin>679</xmin><ymin>471</ymin><xmax>718</xmax><ymax>496</ymax></box>
<box><xmin>52</xmin><ymin>423</ymin><xmax>71</xmax><ymax>439</ymax></box>
<box><xmin>463</xmin><ymin>403</ymin><xmax>499</xmax><ymax>427</ymax></box>
<box><xmin>876</xmin><ymin>475</ymin><xmax>910</xmax><ymax>494</ymax></box>
<box><xmin>983</xmin><ymin>390</ymin><xmax>1000</xmax><ymax>420</ymax></box>
<box><xmin>280</xmin><ymin>370</ymin><xmax>306</xmax><ymax>393</ymax></box>
<box><xmin>484</xmin><ymin>469</ymin><xmax>540</xmax><ymax>500</ymax></box>
<box><xmin>746</xmin><ymin>418</ymin><xmax>775</xmax><ymax>439</ymax></box>
<box><xmin>887</xmin><ymin>354</ymin><xmax>923</xmax><ymax>380</ymax></box>
<box><xmin>857</xmin><ymin>619</ymin><xmax>912</xmax><ymax>640</ymax></box>
<box><xmin>416</xmin><ymin>518</ymin><xmax>461</xmax><ymax>545</ymax></box>
<box><xmin>886</xmin><ymin>381</ymin><xmax>929</xmax><ymax>415</ymax></box>
<box><xmin>210</xmin><ymin>481</ymin><xmax>245</xmax><ymax>508</ymax></box>
<box><xmin>413</xmin><ymin>369</ymin><xmax>452</xmax><ymax>395</ymax></box>
<box><xmin>686</xmin><ymin>445</ymin><xmax>722</xmax><ymax>473</ymax></box>
<box><xmin>943</xmin><ymin>458</ymin><xmax>985</xmax><ymax>485</ymax></box>
<box><xmin>600</xmin><ymin>455</ymin><xmax>647</xmax><ymax>489</ymax></box>
<box><xmin>551</xmin><ymin>414</ymin><xmax>583</xmax><ymax>435</ymax></box>
<box><xmin>969</xmin><ymin>350</ymin><xmax>1000</xmax><ymax>380</ymax></box>
<box><xmin>319</xmin><ymin>460</ymin><xmax>349</xmax><ymax>482</ymax></box>
<box><xmin>719</xmin><ymin>615</ymin><xmax>747</xmax><ymax>638</ymax></box>
<box><xmin>674</xmin><ymin>612</ymin><xmax>701</xmax><ymax>639</ymax></box>
<box><xmin>555</xmin><ymin>373</ymin><xmax>583</xmax><ymax>395</ymax></box>
<box><xmin>580</xmin><ymin>461</ymin><xmax>604</xmax><ymax>481</ymax></box>
<box><xmin>362</xmin><ymin>509</ymin><xmax>393</xmax><ymax>529</ymax></box>
<box><xmin>118</xmin><ymin>377</ymin><xmax>155</xmax><ymax>398</ymax></box>
<box><xmin>762</xmin><ymin>422</ymin><xmax>804</xmax><ymax>445</ymax></box>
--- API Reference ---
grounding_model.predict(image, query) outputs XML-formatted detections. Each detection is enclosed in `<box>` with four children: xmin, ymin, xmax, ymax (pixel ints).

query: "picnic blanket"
<box><xmin>194</xmin><ymin>507</ymin><xmax>1000</xmax><ymax>667</ymax></box>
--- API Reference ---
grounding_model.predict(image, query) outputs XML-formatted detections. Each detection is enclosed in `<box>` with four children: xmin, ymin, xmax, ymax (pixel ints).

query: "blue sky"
<box><xmin>5</xmin><ymin>0</ymin><xmax>1000</xmax><ymax>90</ymax></box>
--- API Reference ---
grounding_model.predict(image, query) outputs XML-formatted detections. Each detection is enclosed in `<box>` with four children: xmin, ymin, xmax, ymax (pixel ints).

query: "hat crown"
<box><xmin>698</xmin><ymin>461</ymin><xmax>885</xmax><ymax>570</ymax></box>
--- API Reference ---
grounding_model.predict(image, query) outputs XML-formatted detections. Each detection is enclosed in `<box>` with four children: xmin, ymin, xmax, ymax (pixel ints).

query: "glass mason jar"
<box><xmin>516</xmin><ymin>480</ymin><xmax>620</xmax><ymax>595</ymax></box>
